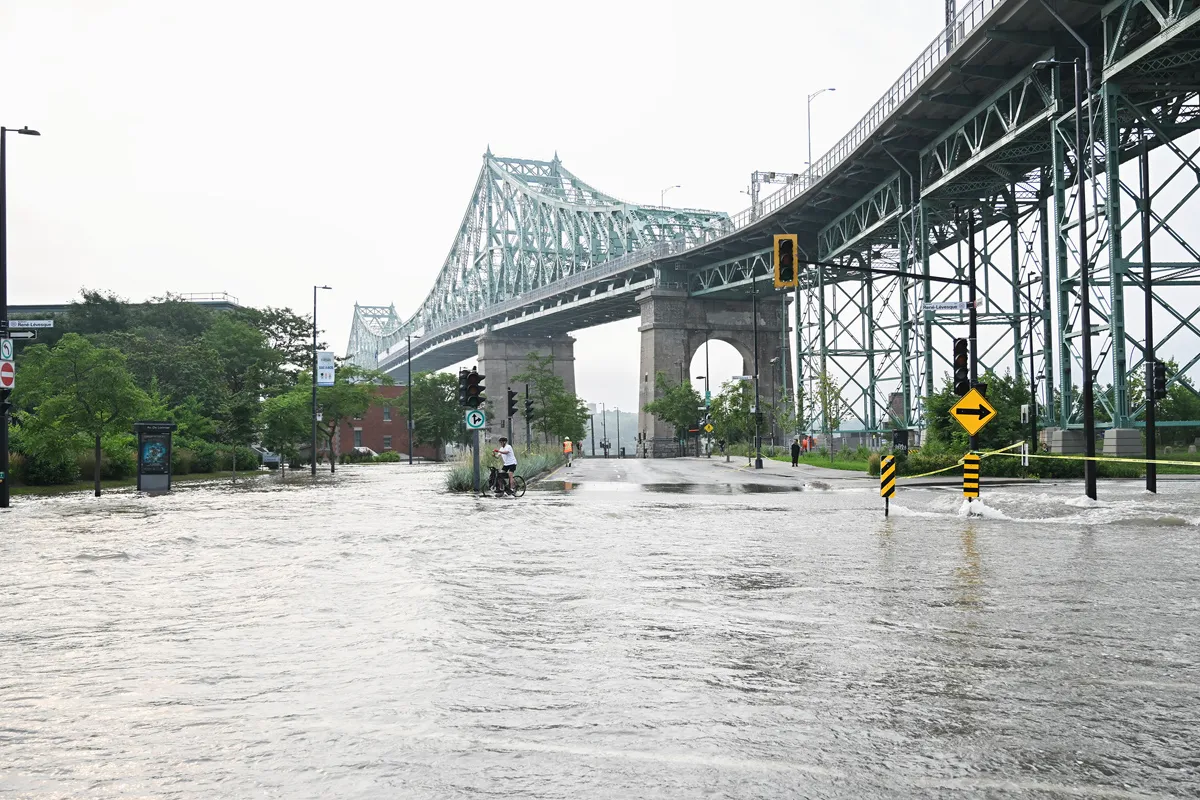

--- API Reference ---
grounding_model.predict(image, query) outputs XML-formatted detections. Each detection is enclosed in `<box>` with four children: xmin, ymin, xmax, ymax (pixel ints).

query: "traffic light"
<box><xmin>952</xmin><ymin>338</ymin><xmax>970</xmax><ymax>396</ymax></box>
<box><xmin>465</xmin><ymin>368</ymin><xmax>485</xmax><ymax>409</ymax></box>
<box><xmin>457</xmin><ymin>369</ymin><xmax>470</xmax><ymax>407</ymax></box>
<box><xmin>524</xmin><ymin>398</ymin><xmax>534</xmax><ymax>416</ymax></box>
<box><xmin>1152</xmin><ymin>361</ymin><xmax>1168</xmax><ymax>400</ymax></box>
<box><xmin>507</xmin><ymin>388</ymin><xmax>518</xmax><ymax>418</ymax></box>
<box><xmin>774</xmin><ymin>233</ymin><xmax>799</xmax><ymax>289</ymax></box>
<box><xmin>0</xmin><ymin>390</ymin><xmax>11</xmax><ymax>418</ymax></box>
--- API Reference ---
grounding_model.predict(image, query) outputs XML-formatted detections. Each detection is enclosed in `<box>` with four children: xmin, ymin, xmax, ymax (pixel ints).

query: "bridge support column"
<box><xmin>476</xmin><ymin>332</ymin><xmax>575</xmax><ymax>447</ymax></box>
<box><xmin>637</xmin><ymin>287</ymin><xmax>787</xmax><ymax>458</ymax></box>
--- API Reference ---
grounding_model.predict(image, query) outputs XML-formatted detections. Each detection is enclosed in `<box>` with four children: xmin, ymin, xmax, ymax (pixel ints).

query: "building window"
<box><xmin>383</xmin><ymin>404</ymin><xmax>391</xmax><ymax>421</ymax></box>
<box><xmin>383</xmin><ymin>435</ymin><xmax>392</xmax><ymax>450</ymax></box>
<box><xmin>353</xmin><ymin>428</ymin><xmax>363</xmax><ymax>448</ymax></box>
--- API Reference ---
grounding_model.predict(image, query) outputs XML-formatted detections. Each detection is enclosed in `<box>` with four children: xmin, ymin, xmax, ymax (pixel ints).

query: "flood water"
<box><xmin>2</xmin><ymin>465</ymin><xmax>1198</xmax><ymax>798</ymax></box>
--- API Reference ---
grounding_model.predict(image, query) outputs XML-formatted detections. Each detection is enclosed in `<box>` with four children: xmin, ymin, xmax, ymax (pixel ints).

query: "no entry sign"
<box><xmin>0</xmin><ymin>361</ymin><xmax>14</xmax><ymax>389</ymax></box>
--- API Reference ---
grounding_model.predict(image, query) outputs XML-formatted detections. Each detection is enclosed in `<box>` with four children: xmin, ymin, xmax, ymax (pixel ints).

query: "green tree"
<box><xmin>512</xmin><ymin>354</ymin><xmax>589</xmax><ymax>443</ymax></box>
<box><xmin>260</xmin><ymin>390</ymin><xmax>310</xmax><ymax>472</ymax></box>
<box><xmin>926</xmin><ymin>371</ymin><xmax>1031</xmax><ymax>453</ymax></box>
<box><xmin>236</xmin><ymin>306</ymin><xmax>322</xmax><ymax>372</ymax></box>
<box><xmin>16</xmin><ymin>334</ymin><xmax>149</xmax><ymax>495</ymax></box>
<box><xmin>816</xmin><ymin>370</ymin><xmax>847</xmax><ymax>459</ymax></box>
<box><xmin>409</xmin><ymin>371</ymin><xmax>465</xmax><ymax>456</ymax></box>
<box><xmin>313</xmin><ymin>364</ymin><xmax>394</xmax><ymax>471</ymax></box>
<box><xmin>710</xmin><ymin>378</ymin><xmax>753</xmax><ymax>457</ymax></box>
<box><xmin>642</xmin><ymin>371</ymin><xmax>705</xmax><ymax>443</ymax></box>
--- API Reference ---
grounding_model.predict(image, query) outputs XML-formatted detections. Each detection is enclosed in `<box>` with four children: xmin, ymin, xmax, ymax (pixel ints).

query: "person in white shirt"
<box><xmin>492</xmin><ymin>437</ymin><xmax>517</xmax><ymax>495</ymax></box>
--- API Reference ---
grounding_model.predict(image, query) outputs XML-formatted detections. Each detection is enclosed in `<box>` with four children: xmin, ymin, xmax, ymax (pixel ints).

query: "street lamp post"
<box><xmin>753</xmin><ymin>285</ymin><xmax>763</xmax><ymax>469</ymax></box>
<box><xmin>615</xmin><ymin>406</ymin><xmax>620</xmax><ymax>458</ymax></box>
<box><xmin>660</xmin><ymin>184</ymin><xmax>680</xmax><ymax>207</ymax></box>
<box><xmin>0</xmin><ymin>126</ymin><xmax>40</xmax><ymax>510</ymax></box>
<box><xmin>406</xmin><ymin>333</ymin><xmax>421</xmax><ymax>465</ymax></box>
<box><xmin>806</xmin><ymin>88</ymin><xmax>836</xmax><ymax>187</ymax></box>
<box><xmin>798</xmin><ymin>87</ymin><xmax>835</xmax><ymax>437</ymax></box>
<box><xmin>600</xmin><ymin>402</ymin><xmax>607</xmax><ymax>458</ymax></box>
<box><xmin>311</xmin><ymin>284</ymin><xmax>332</xmax><ymax>476</ymax></box>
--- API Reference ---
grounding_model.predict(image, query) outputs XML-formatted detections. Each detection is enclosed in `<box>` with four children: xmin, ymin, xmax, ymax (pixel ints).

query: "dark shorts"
<box><xmin>503</xmin><ymin>464</ymin><xmax>517</xmax><ymax>473</ymax></box>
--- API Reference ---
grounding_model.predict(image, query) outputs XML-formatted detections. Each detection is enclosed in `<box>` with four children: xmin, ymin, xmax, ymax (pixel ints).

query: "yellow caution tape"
<box><xmin>987</xmin><ymin>449</ymin><xmax>1200</xmax><ymax>468</ymax></box>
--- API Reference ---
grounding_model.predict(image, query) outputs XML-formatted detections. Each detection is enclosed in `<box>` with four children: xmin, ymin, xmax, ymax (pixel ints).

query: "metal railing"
<box><xmin>379</xmin><ymin>0</ymin><xmax>1007</xmax><ymax>363</ymax></box>
<box><xmin>180</xmin><ymin>291</ymin><xmax>240</xmax><ymax>305</ymax></box>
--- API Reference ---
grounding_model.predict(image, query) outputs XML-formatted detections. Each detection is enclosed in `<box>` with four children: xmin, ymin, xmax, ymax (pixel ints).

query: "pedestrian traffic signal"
<box><xmin>774</xmin><ymin>233</ymin><xmax>799</xmax><ymax>289</ymax></box>
<box><xmin>507</xmin><ymin>388</ymin><xmax>518</xmax><ymax>418</ymax></box>
<box><xmin>457</xmin><ymin>369</ymin><xmax>470</xmax><ymax>407</ymax></box>
<box><xmin>1152</xmin><ymin>361</ymin><xmax>1168</xmax><ymax>400</ymax></box>
<box><xmin>0</xmin><ymin>390</ymin><xmax>11</xmax><ymax>418</ymax></box>
<box><xmin>952</xmin><ymin>338</ymin><xmax>970</xmax><ymax>396</ymax></box>
<box><xmin>465</xmin><ymin>368</ymin><xmax>484</xmax><ymax>409</ymax></box>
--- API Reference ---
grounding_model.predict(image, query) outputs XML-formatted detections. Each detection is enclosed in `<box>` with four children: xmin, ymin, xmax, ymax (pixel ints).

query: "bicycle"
<box><xmin>486</xmin><ymin>465</ymin><xmax>526</xmax><ymax>498</ymax></box>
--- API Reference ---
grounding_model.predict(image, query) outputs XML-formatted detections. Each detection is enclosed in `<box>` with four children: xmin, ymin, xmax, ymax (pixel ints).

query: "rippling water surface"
<box><xmin>2</xmin><ymin>465</ymin><xmax>1198</xmax><ymax>798</ymax></box>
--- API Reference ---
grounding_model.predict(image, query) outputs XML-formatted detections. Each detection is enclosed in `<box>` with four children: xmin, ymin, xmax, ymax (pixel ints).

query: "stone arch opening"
<box><xmin>688</xmin><ymin>337</ymin><xmax>748</xmax><ymax>399</ymax></box>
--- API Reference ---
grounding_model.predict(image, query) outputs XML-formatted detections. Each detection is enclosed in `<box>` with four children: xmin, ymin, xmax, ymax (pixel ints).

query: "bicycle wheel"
<box><xmin>511</xmin><ymin>475</ymin><xmax>527</xmax><ymax>498</ymax></box>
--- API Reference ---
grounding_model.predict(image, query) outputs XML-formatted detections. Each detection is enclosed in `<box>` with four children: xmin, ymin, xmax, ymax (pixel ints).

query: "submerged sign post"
<box><xmin>316</xmin><ymin>351</ymin><xmax>336</xmax><ymax>387</ymax></box>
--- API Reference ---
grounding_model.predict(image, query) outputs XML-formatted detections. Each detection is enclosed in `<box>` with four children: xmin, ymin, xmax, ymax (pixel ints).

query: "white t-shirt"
<box><xmin>497</xmin><ymin>444</ymin><xmax>517</xmax><ymax>466</ymax></box>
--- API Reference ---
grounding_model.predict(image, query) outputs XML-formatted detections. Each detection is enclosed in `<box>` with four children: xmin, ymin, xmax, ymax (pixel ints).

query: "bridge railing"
<box><xmin>717</xmin><ymin>0</ymin><xmax>1003</xmax><ymax>239</ymax></box>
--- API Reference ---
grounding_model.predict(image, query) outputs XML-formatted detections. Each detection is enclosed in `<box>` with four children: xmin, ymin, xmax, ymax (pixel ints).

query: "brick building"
<box><xmin>335</xmin><ymin>386</ymin><xmax>439</xmax><ymax>460</ymax></box>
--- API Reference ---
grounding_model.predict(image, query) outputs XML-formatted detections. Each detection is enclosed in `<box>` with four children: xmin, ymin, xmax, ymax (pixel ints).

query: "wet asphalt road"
<box><xmin>1</xmin><ymin>460</ymin><xmax>1198</xmax><ymax>798</ymax></box>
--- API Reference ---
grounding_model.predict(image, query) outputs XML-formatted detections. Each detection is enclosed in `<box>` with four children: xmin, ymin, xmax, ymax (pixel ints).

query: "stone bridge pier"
<box><xmin>637</xmin><ymin>288</ymin><xmax>788</xmax><ymax>458</ymax></box>
<box><xmin>476</xmin><ymin>332</ymin><xmax>575</xmax><ymax>447</ymax></box>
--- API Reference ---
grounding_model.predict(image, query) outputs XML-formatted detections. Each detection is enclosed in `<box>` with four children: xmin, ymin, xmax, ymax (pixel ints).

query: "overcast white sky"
<box><xmin>1</xmin><ymin>0</ymin><xmax>947</xmax><ymax>410</ymax></box>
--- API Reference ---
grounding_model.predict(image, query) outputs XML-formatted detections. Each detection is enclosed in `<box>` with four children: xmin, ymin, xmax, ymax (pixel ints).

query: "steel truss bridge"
<box><xmin>350</xmin><ymin>0</ymin><xmax>1200</xmax><ymax>438</ymax></box>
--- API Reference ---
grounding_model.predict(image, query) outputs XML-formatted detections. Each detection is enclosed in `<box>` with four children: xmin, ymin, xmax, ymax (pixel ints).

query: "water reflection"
<box><xmin>0</xmin><ymin>466</ymin><xmax>1197</xmax><ymax>798</ymax></box>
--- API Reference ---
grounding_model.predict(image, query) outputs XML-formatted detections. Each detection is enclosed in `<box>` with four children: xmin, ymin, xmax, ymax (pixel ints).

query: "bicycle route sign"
<box><xmin>464</xmin><ymin>408</ymin><xmax>487</xmax><ymax>430</ymax></box>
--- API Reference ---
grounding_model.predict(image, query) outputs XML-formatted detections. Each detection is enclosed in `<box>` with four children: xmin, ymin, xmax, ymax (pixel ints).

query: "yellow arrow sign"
<box><xmin>950</xmin><ymin>387</ymin><xmax>997</xmax><ymax>436</ymax></box>
<box><xmin>703</xmin><ymin>423</ymin><xmax>714</xmax><ymax>433</ymax></box>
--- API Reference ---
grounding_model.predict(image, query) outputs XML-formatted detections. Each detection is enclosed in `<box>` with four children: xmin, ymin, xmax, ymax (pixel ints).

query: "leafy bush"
<box><xmin>172</xmin><ymin>448</ymin><xmax>195</xmax><ymax>475</ymax></box>
<box><xmin>373</xmin><ymin>451</ymin><xmax>402</xmax><ymax>463</ymax></box>
<box><xmin>444</xmin><ymin>447</ymin><xmax>565</xmax><ymax>492</ymax></box>
<box><xmin>867</xmin><ymin>452</ymin><xmax>881</xmax><ymax>477</ymax></box>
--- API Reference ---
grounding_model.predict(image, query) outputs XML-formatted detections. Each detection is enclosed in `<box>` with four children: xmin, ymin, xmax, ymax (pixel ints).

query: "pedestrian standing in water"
<box><xmin>791</xmin><ymin>438</ymin><xmax>801</xmax><ymax>467</ymax></box>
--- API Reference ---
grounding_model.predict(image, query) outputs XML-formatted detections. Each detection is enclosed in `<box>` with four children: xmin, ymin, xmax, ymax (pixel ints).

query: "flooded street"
<box><xmin>2</xmin><ymin>461</ymin><xmax>1198</xmax><ymax>798</ymax></box>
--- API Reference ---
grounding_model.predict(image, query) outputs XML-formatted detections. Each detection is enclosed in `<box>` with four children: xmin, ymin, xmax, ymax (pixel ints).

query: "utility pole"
<box><xmin>615</xmin><ymin>406</ymin><xmax>621</xmax><ymax>458</ymax></box>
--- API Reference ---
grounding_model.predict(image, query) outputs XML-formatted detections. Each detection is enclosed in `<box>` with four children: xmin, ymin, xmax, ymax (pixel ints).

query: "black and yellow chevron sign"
<box><xmin>880</xmin><ymin>455</ymin><xmax>896</xmax><ymax>498</ymax></box>
<box><xmin>962</xmin><ymin>453</ymin><xmax>981</xmax><ymax>498</ymax></box>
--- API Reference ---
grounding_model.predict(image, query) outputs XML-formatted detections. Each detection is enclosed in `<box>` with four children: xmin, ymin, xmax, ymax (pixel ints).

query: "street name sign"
<box><xmin>950</xmin><ymin>387</ymin><xmax>996</xmax><ymax>436</ymax></box>
<box><xmin>465</xmin><ymin>409</ymin><xmax>487</xmax><ymax>430</ymax></box>
<box><xmin>924</xmin><ymin>302</ymin><xmax>970</xmax><ymax>312</ymax></box>
<box><xmin>316</xmin><ymin>351</ymin><xmax>336</xmax><ymax>387</ymax></box>
<box><xmin>8</xmin><ymin>319</ymin><xmax>53</xmax><ymax>329</ymax></box>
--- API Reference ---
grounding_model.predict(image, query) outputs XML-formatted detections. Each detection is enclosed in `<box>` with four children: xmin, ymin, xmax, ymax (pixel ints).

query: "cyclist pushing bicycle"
<box><xmin>491</xmin><ymin>437</ymin><xmax>517</xmax><ymax>496</ymax></box>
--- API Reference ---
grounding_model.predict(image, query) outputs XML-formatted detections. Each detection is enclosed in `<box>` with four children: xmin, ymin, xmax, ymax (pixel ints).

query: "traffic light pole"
<box><xmin>525</xmin><ymin>383</ymin><xmax>532</xmax><ymax>454</ymax></box>
<box><xmin>1140</xmin><ymin>127</ymin><xmax>1156</xmax><ymax>494</ymax></box>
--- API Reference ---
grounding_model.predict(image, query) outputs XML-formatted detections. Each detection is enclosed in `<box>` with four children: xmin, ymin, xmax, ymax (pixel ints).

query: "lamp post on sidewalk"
<box><xmin>311</xmin><ymin>284</ymin><xmax>332</xmax><ymax>476</ymax></box>
<box><xmin>406</xmin><ymin>333</ymin><xmax>421</xmax><ymax>465</ymax></box>
<box><xmin>0</xmin><ymin>125</ymin><xmax>39</xmax><ymax>510</ymax></box>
